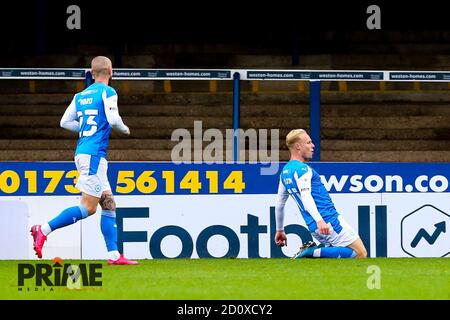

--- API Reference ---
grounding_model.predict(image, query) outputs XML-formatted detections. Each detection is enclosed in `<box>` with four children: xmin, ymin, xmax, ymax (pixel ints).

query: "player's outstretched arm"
<box><xmin>60</xmin><ymin>97</ymin><xmax>79</xmax><ymax>133</ymax></box>
<box><xmin>102</xmin><ymin>91</ymin><xmax>130</xmax><ymax>135</ymax></box>
<box><xmin>275</xmin><ymin>178</ymin><xmax>289</xmax><ymax>246</ymax></box>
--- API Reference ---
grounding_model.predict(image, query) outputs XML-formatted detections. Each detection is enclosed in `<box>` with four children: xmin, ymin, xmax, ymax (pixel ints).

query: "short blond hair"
<box><xmin>91</xmin><ymin>56</ymin><xmax>112</xmax><ymax>78</ymax></box>
<box><xmin>286</xmin><ymin>129</ymin><xmax>307</xmax><ymax>149</ymax></box>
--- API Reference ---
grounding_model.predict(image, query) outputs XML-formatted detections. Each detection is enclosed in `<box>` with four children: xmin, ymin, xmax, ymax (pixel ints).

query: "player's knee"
<box><xmin>357</xmin><ymin>247</ymin><xmax>367</xmax><ymax>258</ymax></box>
<box><xmin>85</xmin><ymin>204</ymin><xmax>98</xmax><ymax>215</ymax></box>
<box><xmin>100</xmin><ymin>193</ymin><xmax>116</xmax><ymax>211</ymax></box>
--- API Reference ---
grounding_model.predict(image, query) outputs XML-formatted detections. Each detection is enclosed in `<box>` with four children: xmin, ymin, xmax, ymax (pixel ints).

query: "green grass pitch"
<box><xmin>1</xmin><ymin>258</ymin><xmax>448</xmax><ymax>300</ymax></box>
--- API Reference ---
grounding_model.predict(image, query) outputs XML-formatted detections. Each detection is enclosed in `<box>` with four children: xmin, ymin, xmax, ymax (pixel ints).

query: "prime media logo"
<box><xmin>17</xmin><ymin>257</ymin><xmax>102</xmax><ymax>292</ymax></box>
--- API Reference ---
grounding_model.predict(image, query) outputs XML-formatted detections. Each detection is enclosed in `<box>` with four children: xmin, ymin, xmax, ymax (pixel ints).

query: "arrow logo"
<box><xmin>411</xmin><ymin>221</ymin><xmax>446</xmax><ymax>248</ymax></box>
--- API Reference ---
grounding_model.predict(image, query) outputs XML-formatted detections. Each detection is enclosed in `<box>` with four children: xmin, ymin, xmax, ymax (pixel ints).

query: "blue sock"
<box><xmin>100</xmin><ymin>210</ymin><xmax>118</xmax><ymax>252</ymax></box>
<box><xmin>48</xmin><ymin>205</ymin><xmax>89</xmax><ymax>231</ymax></box>
<box><xmin>316</xmin><ymin>246</ymin><xmax>357</xmax><ymax>258</ymax></box>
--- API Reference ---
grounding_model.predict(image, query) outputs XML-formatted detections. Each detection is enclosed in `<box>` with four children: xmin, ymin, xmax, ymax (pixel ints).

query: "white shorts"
<box><xmin>311</xmin><ymin>215</ymin><xmax>359</xmax><ymax>247</ymax></box>
<box><xmin>75</xmin><ymin>154</ymin><xmax>111</xmax><ymax>198</ymax></box>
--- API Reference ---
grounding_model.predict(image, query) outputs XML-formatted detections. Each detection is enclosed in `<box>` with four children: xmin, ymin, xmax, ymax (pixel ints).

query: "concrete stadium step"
<box><xmin>2</xmin><ymin>76</ymin><xmax>448</xmax><ymax>95</ymax></box>
<box><xmin>0</xmin><ymin>104</ymin><xmax>309</xmax><ymax>117</ymax></box>
<box><xmin>1</xmin><ymin>128</ymin><xmax>449</xmax><ymax>140</ymax></box>
<box><xmin>242</xmin><ymin>116</ymin><xmax>450</xmax><ymax>130</ymax></box>
<box><xmin>0</xmin><ymin>104</ymin><xmax>67</xmax><ymax>115</ymax></box>
<box><xmin>8</xmin><ymin>116</ymin><xmax>450</xmax><ymax>131</ymax></box>
<box><xmin>0</xmin><ymin>94</ymin><xmax>74</xmax><ymax>105</ymax></box>
<box><xmin>319</xmin><ymin>92</ymin><xmax>450</xmax><ymax>104</ymax></box>
<box><xmin>247</xmin><ymin>140</ymin><xmax>450</xmax><ymax>151</ymax></box>
<box><xmin>2</xmin><ymin>92</ymin><xmax>450</xmax><ymax>106</ymax></box>
<box><xmin>321</xmin><ymin>116</ymin><xmax>450</xmax><ymax>129</ymax></box>
<box><xmin>0</xmin><ymin>139</ymin><xmax>174</xmax><ymax>150</ymax></box>
<box><xmin>0</xmin><ymin>150</ymin><xmax>266</xmax><ymax>161</ymax></box>
<box><xmin>0</xmin><ymin>116</ymin><xmax>234</xmax><ymax>129</ymax></box>
<box><xmin>0</xmin><ymin>128</ymin><xmax>232</xmax><ymax>139</ymax></box>
<box><xmin>1</xmin><ymin>149</ymin><xmax>448</xmax><ymax>162</ymax></box>
<box><xmin>1</xmin><ymin>103</ymin><xmax>450</xmax><ymax>120</ymax></box>
<box><xmin>0</xmin><ymin>128</ymin><xmax>262</xmax><ymax>140</ymax></box>
<box><xmin>0</xmin><ymin>80</ymin><xmax>84</xmax><ymax>94</ymax></box>
<box><xmin>329</xmin><ymin>54</ymin><xmax>450</xmax><ymax>69</ymax></box>
<box><xmin>322</xmin><ymin>151</ymin><xmax>450</xmax><ymax>162</ymax></box>
<box><xmin>321</xmin><ymin>104</ymin><xmax>450</xmax><ymax>117</ymax></box>
<box><xmin>0</xmin><ymin>150</ymin><xmax>159</xmax><ymax>161</ymax></box>
<box><xmin>0</xmin><ymin>93</ymin><xmax>237</xmax><ymax>105</ymax></box>
<box><xmin>0</xmin><ymin>116</ymin><xmax>61</xmax><ymax>128</ymax></box>
<box><xmin>2</xmin><ymin>139</ymin><xmax>449</xmax><ymax>152</ymax></box>
<box><xmin>0</xmin><ymin>150</ymin><xmax>171</xmax><ymax>161</ymax></box>
<box><xmin>2</xmin><ymin>103</ymin><xmax>450</xmax><ymax>118</ymax></box>
<box><xmin>322</xmin><ymin>140</ymin><xmax>450</xmax><ymax>151</ymax></box>
<box><xmin>0</xmin><ymin>114</ymin><xmax>450</xmax><ymax>130</ymax></box>
<box><xmin>322</xmin><ymin>129</ymin><xmax>450</xmax><ymax>140</ymax></box>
